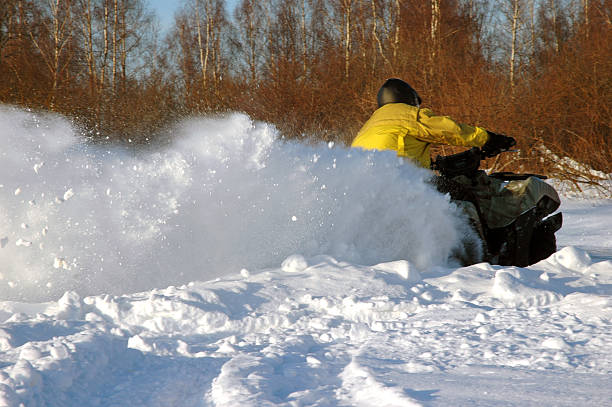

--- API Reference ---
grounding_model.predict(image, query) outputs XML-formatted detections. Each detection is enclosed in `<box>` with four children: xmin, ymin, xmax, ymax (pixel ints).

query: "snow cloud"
<box><xmin>0</xmin><ymin>106</ymin><xmax>469</xmax><ymax>301</ymax></box>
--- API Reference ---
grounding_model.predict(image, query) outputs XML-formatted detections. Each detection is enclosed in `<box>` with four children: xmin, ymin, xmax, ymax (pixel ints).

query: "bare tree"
<box><xmin>492</xmin><ymin>0</ymin><xmax>529</xmax><ymax>92</ymax></box>
<box><xmin>75</xmin><ymin>0</ymin><xmax>97</xmax><ymax>96</ymax></box>
<box><xmin>264</xmin><ymin>0</ymin><xmax>305</xmax><ymax>76</ymax></box>
<box><xmin>190</xmin><ymin>0</ymin><xmax>225</xmax><ymax>94</ymax></box>
<box><xmin>550</xmin><ymin>0</ymin><xmax>559</xmax><ymax>53</ymax></box>
<box><xmin>175</xmin><ymin>14</ymin><xmax>196</xmax><ymax>102</ymax></box>
<box><xmin>431</xmin><ymin>0</ymin><xmax>441</xmax><ymax>60</ymax></box>
<box><xmin>27</xmin><ymin>0</ymin><xmax>75</xmax><ymax>107</ymax></box>
<box><xmin>300</xmin><ymin>0</ymin><xmax>307</xmax><ymax>76</ymax></box>
<box><xmin>194</xmin><ymin>0</ymin><xmax>209</xmax><ymax>89</ymax></box>
<box><xmin>509</xmin><ymin>0</ymin><xmax>521</xmax><ymax>91</ymax></box>
<box><xmin>370</xmin><ymin>0</ymin><xmax>391</xmax><ymax>70</ymax></box>
<box><xmin>392</xmin><ymin>0</ymin><xmax>401</xmax><ymax>62</ymax></box>
<box><xmin>336</xmin><ymin>0</ymin><xmax>354</xmax><ymax>79</ymax></box>
<box><xmin>535</xmin><ymin>0</ymin><xmax>570</xmax><ymax>59</ymax></box>
<box><xmin>0</xmin><ymin>0</ymin><xmax>19</xmax><ymax>70</ymax></box>
<box><xmin>583</xmin><ymin>0</ymin><xmax>590</xmax><ymax>36</ymax></box>
<box><xmin>235</xmin><ymin>0</ymin><xmax>265</xmax><ymax>83</ymax></box>
<box><xmin>100</xmin><ymin>0</ymin><xmax>110</xmax><ymax>94</ymax></box>
<box><xmin>112</xmin><ymin>0</ymin><xmax>119</xmax><ymax>92</ymax></box>
<box><xmin>528</xmin><ymin>0</ymin><xmax>536</xmax><ymax>59</ymax></box>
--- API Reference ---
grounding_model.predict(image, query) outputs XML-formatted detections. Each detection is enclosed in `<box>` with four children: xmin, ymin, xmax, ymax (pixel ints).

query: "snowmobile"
<box><xmin>431</xmin><ymin>147</ymin><xmax>563</xmax><ymax>267</ymax></box>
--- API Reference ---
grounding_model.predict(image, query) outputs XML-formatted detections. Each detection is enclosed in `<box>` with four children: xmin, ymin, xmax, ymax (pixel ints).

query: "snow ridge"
<box><xmin>0</xmin><ymin>248</ymin><xmax>611</xmax><ymax>405</ymax></box>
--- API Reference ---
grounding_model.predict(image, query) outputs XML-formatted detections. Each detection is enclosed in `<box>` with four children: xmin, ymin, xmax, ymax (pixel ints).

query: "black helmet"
<box><xmin>377</xmin><ymin>78</ymin><xmax>422</xmax><ymax>108</ymax></box>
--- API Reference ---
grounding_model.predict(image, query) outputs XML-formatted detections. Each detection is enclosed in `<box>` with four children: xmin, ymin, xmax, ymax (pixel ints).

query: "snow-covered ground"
<box><xmin>0</xmin><ymin>107</ymin><xmax>611</xmax><ymax>406</ymax></box>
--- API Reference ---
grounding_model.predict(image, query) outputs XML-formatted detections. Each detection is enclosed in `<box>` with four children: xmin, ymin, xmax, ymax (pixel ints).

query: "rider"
<box><xmin>351</xmin><ymin>78</ymin><xmax>515</xmax><ymax>168</ymax></box>
<box><xmin>352</xmin><ymin>79</ymin><xmax>516</xmax><ymax>263</ymax></box>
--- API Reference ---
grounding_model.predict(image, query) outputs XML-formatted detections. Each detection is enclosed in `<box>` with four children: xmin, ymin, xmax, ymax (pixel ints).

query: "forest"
<box><xmin>1</xmin><ymin>0</ymin><xmax>610</xmax><ymax>183</ymax></box>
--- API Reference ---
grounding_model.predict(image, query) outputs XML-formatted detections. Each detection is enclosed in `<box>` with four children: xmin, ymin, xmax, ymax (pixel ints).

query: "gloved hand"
<box><xmin>481</xmin><ymin>131</ymin><xmax>516</xmax><ymax>157</ymax></box>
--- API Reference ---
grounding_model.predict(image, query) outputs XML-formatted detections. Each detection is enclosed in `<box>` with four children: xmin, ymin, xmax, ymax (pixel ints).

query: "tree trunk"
<box><xmin>343</xmin><ymin>0</ymin><xmax>352</xmax><ymax>79</ymax></box>
<box><xmin>301</xmin><ymin>0</ymin><xmax>307</xmax><ymax>77</ymax></box>
<box><xmin>205</xmin><ymin>0</ymin><xmax>213</xmax><ymax>88</ymax></box>
<box><xmin>551</xmin><ymin>0</ymin><xmax>559</xmax><ymax>54</ymax></box>
<box><xmin>431</xmin><ymin>0</ymin><xmax>440</xmax><ymax>54</ymax></box>
<box><xmin>101</xmin><ymin>0</ymin><xmax>109</xmax><ymax>95</ymax></box>
<box><xmin>27</xmin><ymin>0</ymin><xmax>73</xmax><ymax>108</ymax></box>
<box><xmin>120</xmin><ymin>1</ymin><xmax>127</xmax><ymax>92</ymax></box>
<box><xmin>195</xmin><ymin>0</ymin><xmax>208</xmax><ymax>90</ymax></box>
<box><xmin>79</xmin><ymin>0</ymin><xmax>97</xmax><ymax>97</ymax></box>
<box><xmin>393</xmin><ymin>0</ymin><xmax>400</xmax><ymax>62</ymax></box>
<box><xmin>509</xmin><ymin>0</ymin><xmax>520</xmax><ymax>93</ymax></box>
<box><xmin>583</xmin><ymin>0</ymin><xmax>589</xmax><ymax>37</ymax></box>
<box><xmin>113</xmin><ymin>0</ymin><xmax>118</xmax><ymax>94</ymax></box>
<box><xmin>371</xmin><ymin>0</ymin><xmax>391</xmax><ymax>70</ymax></box>
<box><xmin>248</xmin><ymin>3</ymin><xmax>257</xmax><ymax>83</ymax></box>
<box><xmin>529</xmin><ymin>0</ymin><xmax>536</xmax><ymax>61</ymax></box>
<box><xmin>430</xmin><ymin>0</ymin><xmax>441</xmax><ymax>78</ymax></box>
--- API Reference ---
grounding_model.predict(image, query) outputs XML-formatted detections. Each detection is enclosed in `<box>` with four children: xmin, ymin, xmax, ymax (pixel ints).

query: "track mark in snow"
<box><xmin>338</xmin><ymin>358</ymin><xmax>423</xmax><ymax>407</ymax></box>
<box><xmin>491</xmin><ymin>268</ymin><xmax>562</xmax><ymax>307</ymax></box>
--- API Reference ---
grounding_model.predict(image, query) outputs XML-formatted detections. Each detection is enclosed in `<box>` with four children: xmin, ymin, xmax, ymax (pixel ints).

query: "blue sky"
<box><xmin>149</xmin><ymin>0</ymin><xmax>240</xmax><ymax>32</ymax></box>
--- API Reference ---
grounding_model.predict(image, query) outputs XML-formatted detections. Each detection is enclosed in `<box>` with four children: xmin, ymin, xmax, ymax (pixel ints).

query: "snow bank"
<box><xmin>0</xmin><ymin>107</ymin><xmax>471</xmax><ymax>301</ymax></box>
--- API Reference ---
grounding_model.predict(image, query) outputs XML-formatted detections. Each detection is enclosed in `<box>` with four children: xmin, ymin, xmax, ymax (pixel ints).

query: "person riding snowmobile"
<box><xmin>351</xmin><ymin>78</ymin><xmax>515</xmax><ymax>167</ymax></box>
<box><xmin>352</xmin><ymin>78</ymin><xmax>512</xmax><ymax>264</ymax></box>
<box><xmin>351</xmin><ymin>78</ymin><xmax>561</xmax><ymax>267</ymax></box>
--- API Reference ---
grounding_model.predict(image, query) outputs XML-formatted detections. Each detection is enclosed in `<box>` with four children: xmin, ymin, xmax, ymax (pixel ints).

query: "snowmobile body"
<box><xmin>432</xmin><ymin>148</ymin><xmax>563</xmax><ymax>267</ymax></box>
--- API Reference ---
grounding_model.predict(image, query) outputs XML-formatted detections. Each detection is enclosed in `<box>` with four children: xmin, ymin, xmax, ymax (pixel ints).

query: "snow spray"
<box><xmin>0</xmin><ymin>107</ymin><xmax>472</xmax><ymax>301</ymax></box>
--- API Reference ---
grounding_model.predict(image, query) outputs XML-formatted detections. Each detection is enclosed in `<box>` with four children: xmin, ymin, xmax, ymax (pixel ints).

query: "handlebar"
<box><xmin>431</xmin><ymin>147</ymin><xmax>517</xmax><ymax>178</ymax></box>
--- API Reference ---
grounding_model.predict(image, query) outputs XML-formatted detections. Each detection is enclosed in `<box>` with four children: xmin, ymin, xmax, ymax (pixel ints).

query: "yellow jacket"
<box><xmin>351</xmin><ymin>103</ymin><xmax>489</xmax><ymax>168</ymax></box>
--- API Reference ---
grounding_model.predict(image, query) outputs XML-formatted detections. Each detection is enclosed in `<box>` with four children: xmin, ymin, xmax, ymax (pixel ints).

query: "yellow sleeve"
<box><xmin>415</xmin><ymin>108</ymin><xmax>489</xmax><ymax>147</ymax></box>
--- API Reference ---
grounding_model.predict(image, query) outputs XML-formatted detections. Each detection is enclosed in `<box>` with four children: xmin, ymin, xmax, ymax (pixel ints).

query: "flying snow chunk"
<box><xmin>15</xmin><ymin>239</ymin><xmax>32</xmax><ymax>247</ymax></box>
<box><xmin>63</xmin><ymin>188</ymin><xmax>75</xmax><ymax>201</ymax></box>
<box><xmin>53</xmin><ymin>257</ymin><xmax>70</xmax><ymax>270</ymax></box>
<box><xmin>281</xmin><ymin>254</ymin><xmax>308</xmax><ymax>273</ymax></box>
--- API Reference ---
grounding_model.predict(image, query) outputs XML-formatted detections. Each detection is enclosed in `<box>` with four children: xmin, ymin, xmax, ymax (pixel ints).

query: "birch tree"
<box><xmin>191</xmin><ymin>0</ymin><xmax>225</xmax><ymax>93</ymax></box>
<box><xmin>27</xmin><ymin>0</ymin><xmax>75</xmax><ymax>107</ymax></box>
<box><xmin>336</xmin><ymin>0</ymin><xmax>354</xmax><ymax>79</ymax></box>
<box><xmin>235</xmin><ymin>0</ymin><xmax>265</xmax><ymax>84</ymax></box>
<box><xmin>75</xmin><ymin>0</ymin><xmax>97</xmax><ymax>96</ymax></box>
<box><xmin>370</xmin><ymin>0</ymin><xmax>391</xmax><ymax>70</ymax></box>
<box><xmin>494</xmin><ymin>0</ymin><xmax>528</xmax><ymax>92</ymax></box>
<box><xmin>582</xmin><ymin>0</ymin><xmax>589</xmax><ymax>36</ymax></box>
<box><xmin>508</xmin><ymin>0</ymin><xmax>521</xmax><ymax>91</ymax></box>
<box><xmin>0</xmin><ymin>0</ymin><xmax>19</xmax><ymax>70</ymax></box>
<box><xmin>431</xmin><ymin>0</ymin><xmax>441</xmax><ymax>62</ymax></box>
